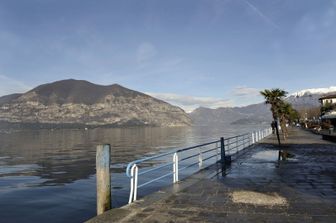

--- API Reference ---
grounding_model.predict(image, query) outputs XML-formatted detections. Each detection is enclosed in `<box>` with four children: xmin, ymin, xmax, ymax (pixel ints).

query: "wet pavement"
<box><xmin>87</xmin><ymin>128</ymin><xmax>336</xmax><ymax>223</ymax></box>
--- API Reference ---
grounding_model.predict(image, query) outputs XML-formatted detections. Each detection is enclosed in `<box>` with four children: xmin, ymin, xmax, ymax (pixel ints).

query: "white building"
<box><xmin>319</xmin><ymin>94</ymin><xmax>336</xmax><ymax>106</ymax></box>
<box><xmin>319</xmin><ymin>94</ymin><xmax>336</xmax><ymax>127</ymax></box>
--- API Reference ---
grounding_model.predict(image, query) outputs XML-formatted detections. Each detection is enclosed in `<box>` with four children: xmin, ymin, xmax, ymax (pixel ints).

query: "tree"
<box><xmin>297</xmin><ymin>107</ymin><xmax>320</xmax><ymax>121</ymax></box>
<box><xmin>288</xmin><ymin>107</ymin><xmax>300</xmax><ymax>124</ymax></box>
<box><xmin>260</xmin><ymin>88</ymin><xmax>288</xmax><ymax>145</ymax></box>
<box><xmin>278</xmin><ymin>101</ymin><xmax>298</xmax><ymax>140</ymax></box>
<box><xmin>321</xmin><ymin>102</ymin><xmax>336</xmax><ymax>115</ymax></box>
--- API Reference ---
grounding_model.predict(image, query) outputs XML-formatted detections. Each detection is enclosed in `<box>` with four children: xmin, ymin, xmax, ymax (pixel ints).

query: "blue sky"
<box><xmin>1</xmin><ymin>0</ymin><xmax>336</xmax><ymax>111</ymax></box>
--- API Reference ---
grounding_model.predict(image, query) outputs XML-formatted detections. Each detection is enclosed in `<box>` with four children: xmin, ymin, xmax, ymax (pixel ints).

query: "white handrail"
<box><xmin>128</xmin><ymin>164</ymin><xmax>135</xmax><ymax>204</ymax></box>
<box><xmin>133</xmin><ymin>165</ymin><xmax>138</xmax><ymax>202</ymax></box>
<box><xmin>198</xmin><ymin>148</ymin><xmax>203</xmax><ymax>168</ymax></box>
<box><xmin>173</xmin><ymin>153</ymin><xmax>179</xmax><ymax>183</ymax></box>
<box><xmin>126</xmin><ymin>127</ymin><xmax>272</xmax><ymax>204</ymax></box>
<box><xmin>128</xmin><ymin>164</ymin><xmax>139</xmax><ymax>204</ymax></box>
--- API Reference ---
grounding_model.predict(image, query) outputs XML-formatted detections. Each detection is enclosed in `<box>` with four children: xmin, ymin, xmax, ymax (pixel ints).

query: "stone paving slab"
<box><xmin>87</xmin><ymin>128</ymin><xmax>336</xmax><ymax>223</ymax></box>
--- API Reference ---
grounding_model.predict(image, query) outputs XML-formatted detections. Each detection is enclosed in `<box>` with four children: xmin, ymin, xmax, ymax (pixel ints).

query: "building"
<box><xmin>319</xmin><ymin>94</ymin><xmax>336</xmax><ymax>106</ymax></box>
<box><xmin>319</xmin><ymin>94</ymin><xmax>336</xmax><ymax>128</ymax></box>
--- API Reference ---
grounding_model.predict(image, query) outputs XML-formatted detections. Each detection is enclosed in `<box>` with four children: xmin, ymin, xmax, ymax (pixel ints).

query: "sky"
<box><xmin>0</xmin><ymin>0</ymin><xmax>336</xmax><ymax>112</ymax></box>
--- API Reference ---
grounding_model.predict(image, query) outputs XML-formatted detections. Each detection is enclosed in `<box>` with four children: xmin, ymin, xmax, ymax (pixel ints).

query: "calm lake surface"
<box><xmin>0</xmin><ymin>124</ymin><xmax>267</xmax><ymax>223</ymax></box>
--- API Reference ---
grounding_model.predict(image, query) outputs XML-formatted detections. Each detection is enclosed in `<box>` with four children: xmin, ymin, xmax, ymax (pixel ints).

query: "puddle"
<box><xmin>252</xmin><ymin>150</ymin><xmax>279</xmax><ymax>162</ymax></box>
<box><xmin>231</xmin><ymin>190</ymin><xmax>288</xmax><ymax>206</ymax></box>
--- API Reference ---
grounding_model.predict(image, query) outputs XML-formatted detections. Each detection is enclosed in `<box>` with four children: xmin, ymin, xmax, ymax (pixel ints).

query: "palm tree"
<box><xmin>260</xmin><ymin>88</ymin><xmax>288</xmax><ymax>145</ymax></box>
<box><xmin>278</xmin><ymin>102</ymin><xmax>293</xmax><ymax>140</ymax></box>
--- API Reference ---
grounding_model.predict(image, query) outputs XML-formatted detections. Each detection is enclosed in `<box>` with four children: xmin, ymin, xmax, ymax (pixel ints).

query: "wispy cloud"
<box><xmin>242</xmin><ymin>0</ymin><xmax>279</xmax><ymax>29</ymax></box>
<box><xmin>146</xmin><ymin>92</ymin><xmax>232</xmax><ymax>112</ymax></box>
<box><xmin>0</xmin><ymin>75</ymin><xmax>31</xmax><ymax>96</ymax></box>
<box><xmin>230</xmin><ymin>86</ymin><xmax>263</xmax><ymax>106</ymax></box>
<box><xmin>232</xmin><ymin>86</ymin><xmax>260</xmax><ymax>96</ymax></box>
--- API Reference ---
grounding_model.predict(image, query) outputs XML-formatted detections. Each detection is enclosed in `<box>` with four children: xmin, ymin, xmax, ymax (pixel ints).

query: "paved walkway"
<box><xmin>88</xmin><ymin>128</ymin><xmax>336</xmax><ymax>223</ymax></box>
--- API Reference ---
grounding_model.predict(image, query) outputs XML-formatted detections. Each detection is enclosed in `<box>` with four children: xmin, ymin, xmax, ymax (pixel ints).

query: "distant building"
<box><xmin>319</xmin><ymin>94</ymin><xmax>336</xmax><ymax>106</ymax></box>
<box><xmin>319</xmin><ymin>94</ymin><xmax>336</xmax><ymax>128</ymax></box>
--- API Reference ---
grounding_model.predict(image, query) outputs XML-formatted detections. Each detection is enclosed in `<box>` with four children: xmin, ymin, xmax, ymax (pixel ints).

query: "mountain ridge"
<box><xmin>0</xmin><ymin>79</ymin><xmax>191</xmax><ymax>128</ymax></box>
<box><xmin>190</xmin><ymin>86</ymin><xmax>336</xmax><ymax>125</ymax></box>
<box><xmin>289</xmin><ymin>86</ymin><xmax>336</xmax><ymax>97</ymax></box>
<box><xmin>190</xmin><ymin>103</ymin><xmax>273</xmax><ymax>125</ymax></box>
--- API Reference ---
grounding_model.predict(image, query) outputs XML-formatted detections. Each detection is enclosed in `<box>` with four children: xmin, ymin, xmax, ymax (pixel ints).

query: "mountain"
<box><xmin>190</xmin><ymin>86</ymin><xmax>336</xmax><ymax>126</ymax></box>
<box><xmin>286</xmin><ymin>86</ymin><xmax>336</xmax><ymax>110</ymax></box>
<box><xmin>0</xmin><ymin>79</ymin><xmax>191</xmax><ymax>128</ymax></box>
<box><xmin>286</xmin><ymin>94</ymin><xmax>321</xmax><ymax>110</ymax></box>
<box><xmin>190</xmin><ymin>103</ymin><xmax>272</xmax><ymax>126</ymax></box>
<box><xmin>0</xmin><ymin>93</ymin><xmax>22</xmax><ymax>104</ymax></box>
<box><xmin>289</xmin><ymin>86</ymin><xmax>336</xmax><ymax>97</ymax></box>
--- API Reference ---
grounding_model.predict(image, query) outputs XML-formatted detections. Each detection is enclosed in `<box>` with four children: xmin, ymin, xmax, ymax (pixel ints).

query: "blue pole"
<box><xmin>220</xmin><ymin>137</ymin><xmax>225</xmax><ymax>165</ymax></box>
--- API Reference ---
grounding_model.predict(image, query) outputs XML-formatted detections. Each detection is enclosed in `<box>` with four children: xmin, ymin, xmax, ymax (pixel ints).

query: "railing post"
<box><xmin>220</xmin><ymin>137</ymin><xmax>226</xmax><ymax>176</ymax></box>
<box><xmin>96</xmin><ymin>144</ymin><xmax>111</xmax><ymax>215</ymax></box>
<box><xmin>173</xmin><ymin>153</ymin><xmax>179</xmax><ymax>183</ymax></box>
<box><xmin>128</xmin><ymin>164</ymin><xmax>138</xmax><ymax>204</ymax></box>
<box><xmin>245</xmin><ymin>135</ymin><xmax>247</xmax><ymax>148</ymax></box>
<box><xmin>252</xmin><ymin>132</ymin><xmax>255</xmax><ymax>144</ymax></box>
<box><xmin>133</xmin><ymin>165</ymin><xmax>138</xmax><ymax>202</ymax></box>
<box><xmin>198</xmin><ymin>148</ymin><xmax>203</xmax><ymax>168</ymax></box>
<box><xmin>259</xmin><ymin>130</ymin><xmax>261</xmax><ymax>141</ymax></box>
<box><xmin>220</xmin><ymin>137</ymin><xmax>225</xmax><ymax>165</ymax></box>
<box><xmin>128</xmin><ymin>165</ymin><xmax>134</xmax><ymax>204</ymax></box>
<box><xmin>236</xmin><ymin>136</ymin><xmax>239</xmax><ymax>153</ymax></box>
<box><xmin>216</xmin><ymin>142</ymin><xmax>219</xmax><ymax>163</ymax></box>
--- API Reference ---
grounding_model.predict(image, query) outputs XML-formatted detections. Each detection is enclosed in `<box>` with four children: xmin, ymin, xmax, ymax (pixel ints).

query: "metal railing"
<box><xmin>126</xmin><ymin>127</ymin><xmax>272</xmax><ymax>204</ymax></box>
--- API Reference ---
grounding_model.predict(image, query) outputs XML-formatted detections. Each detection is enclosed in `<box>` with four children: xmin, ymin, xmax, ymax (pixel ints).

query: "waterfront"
<box><xmin>89</xmin><ymin>128</ymin><xmax>336</xmax><ymax>223</ymax></box>
<box><xmin>0</xmin><ymin>124</ymin><xmax>266</xmax><ymax>223</ymax></box>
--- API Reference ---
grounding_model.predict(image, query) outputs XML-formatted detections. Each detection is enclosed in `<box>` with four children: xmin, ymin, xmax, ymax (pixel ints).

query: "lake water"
<box><xmin>0</xmin><ymin>124</ymin><xmax>267</xmax><ymax>223</ymax></box>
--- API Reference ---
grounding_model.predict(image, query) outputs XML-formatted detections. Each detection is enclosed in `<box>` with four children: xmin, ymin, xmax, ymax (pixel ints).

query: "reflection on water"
<box><xmin>0</xmin><ymin>124</ymin><xmax>266</xmax><ymax>223</ymax></box>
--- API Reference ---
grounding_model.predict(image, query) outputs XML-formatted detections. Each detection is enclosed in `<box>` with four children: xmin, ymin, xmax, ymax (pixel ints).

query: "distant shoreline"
<box><xmin>0</xmin><ymin>120</ymin><xmax>190</xmax><ymax>130</ymax></box>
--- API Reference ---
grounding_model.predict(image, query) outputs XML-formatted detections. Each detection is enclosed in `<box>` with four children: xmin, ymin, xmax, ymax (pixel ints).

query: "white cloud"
<box><xmin>136</xmin><ymin>42</ymin><xmax>157</xmax><ymax>66</ymax></box>
<box><xmin>230</xmin><ymin>86</ymin><xmax>264</xmax><ymax>106</ymax></box>
<box><xmin>146</xmin><ymin>92</ymin><xmax>232</xmax><ymax>113</ymax></box>
<box><xmin>232</xmin><ymin>86</ymin><xmax>260</xmax><ymax>96</ymax></box>
<box><xmin>0</xmin><ymin>75</ymin><xmax>31</xmax><ymax>96</ymax></box>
